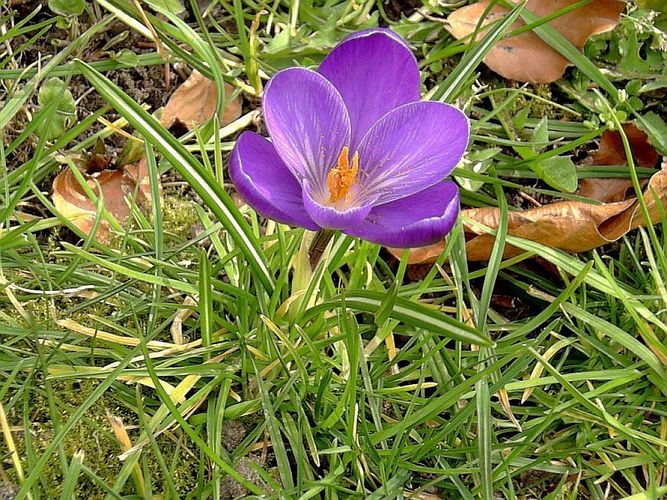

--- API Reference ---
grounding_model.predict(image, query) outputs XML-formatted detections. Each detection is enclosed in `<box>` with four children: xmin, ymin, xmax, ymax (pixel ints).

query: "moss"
<box><xmin>5</xmin><ymin>287</ymin><xmax>197</xmax><ymax>497</ymax></box>
<box><xmin>25</xmin><ymin>295</ymin><xmax>117</xmax><ymax>328</ymax></box>
<box><xmin>8</xmin><ymin>379</ymin><xmax>198</xmax><ymax>498</ymax></box>
<box><xmin>508</xmin><ymin>82</ymin><xmax>561</xmax><ymax>120</ymax></box>
<box><xmin>8</xmin><ymin>379</ymin><xmax>130</xmax><ymax>498</ymax></box>
<box><xmin>161</xmin><ymin>188</ymin><xmax>200</xmax><ymax>242</ymax></box>
<box><xmin>530</xmin><ymin>83</ymin><xmax>559</xmax><ymax>118</ymax></box>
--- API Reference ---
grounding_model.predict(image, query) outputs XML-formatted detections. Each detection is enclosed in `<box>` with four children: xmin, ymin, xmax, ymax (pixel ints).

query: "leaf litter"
<box><xmin>52</xmin><ymin>70</ymin><xmax>242</xmax><ymax>242</ymax></box>
<box><xmin>446</xmin><ymin>0</ymin><xmax>625</xmax><ymax>83</ymax></box>
<box><xmin>392</xmin><ymin>125</ymin><xmax>665</xmax><ymax>264</ymax></box>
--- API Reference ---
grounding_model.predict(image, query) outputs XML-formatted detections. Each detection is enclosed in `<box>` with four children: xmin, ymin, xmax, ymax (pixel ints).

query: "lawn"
<box><xmin>1</xmin><ymin>0</ymin><xmax>666</xmax><ymax>498</ymax></box>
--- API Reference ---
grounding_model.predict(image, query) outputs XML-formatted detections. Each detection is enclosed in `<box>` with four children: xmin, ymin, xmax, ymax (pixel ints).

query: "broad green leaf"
<box><xmin>618</xmin><ymin>29</ymin><xmax>651</xmax><ymax>74</ymax></box>
<box><xmin>112</xmin><ymin>48</ymin><xmax>140</xmax><ymax>66</ymax></box>
<box><xmin>538</xmin><ymin>156</ymin><xmax>578</xmax><ymax>193</ymax></box>
<box><xmin>531</xmin><ymin>116</ymin><xmax>550</xmax><ymax>149</ymax></box>
<box><xmin>144</xmin><ymin>0</ymin><xmax>185</xmax><ymax>14</ymax></box>
<box><xmin>48</xmin><ymin>0</ymin><xmax>85</xmax><ymax>16</ymax></box>
<box><xmin>36</xmin><ymin>78</ymin><xmax>76</xmax><ymax>140</ymax></box>
<box><xmin>636</xmin><ymin>0</ymin><xmax>667</xmax><ymax>12</ymax></box>
<box><xmin>511</xmin><ymin>106</ymin><xmax>531</xmax><ymax>132</ymax></box>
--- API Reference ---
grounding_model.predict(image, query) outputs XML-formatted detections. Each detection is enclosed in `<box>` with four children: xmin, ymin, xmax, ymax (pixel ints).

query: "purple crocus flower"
<box><xmin>229</xmin><ymin>28</ymin><xmax>469</xmax><ymax>248</ymax></box>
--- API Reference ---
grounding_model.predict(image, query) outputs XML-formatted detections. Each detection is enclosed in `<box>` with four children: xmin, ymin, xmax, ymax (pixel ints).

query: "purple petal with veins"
<box><xmin>229</xmin><ymin>28</ymin><xmax>469</xmax><ymax>248</ymax></box>
<box><xmin>318</xmin><ymin>28</ymin><xmax>421</xmax><ymax>151</ymax></box>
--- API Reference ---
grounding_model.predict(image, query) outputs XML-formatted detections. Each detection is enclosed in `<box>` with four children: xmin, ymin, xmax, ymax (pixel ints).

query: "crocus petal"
<box><xmin>302</xmin><ymin>181</ymin><xmax>373</xmax><ymax>231</ymax></box>
<box><xmin>345</xmin><ymin>182</ymin><xmax>459</xmax><ymax>248</ymax></box>
<box><xmin>263</xmin><ymin>68</ymin><xmax>351</xmax><ymax>194</ymax></box>
<box><xmin>318</xmin><ymin>28</ymin><xmax>421</xmax><ymax>151</ymax></box>
<box><xmin>229</xmin><ymin>131</ymin><xmax>320</xmax><ymax>230</ymax></box>
<box><xmin>355</xmin><ymin>101</ymin><xmax>469</xmax><ymax>206</ymax></box>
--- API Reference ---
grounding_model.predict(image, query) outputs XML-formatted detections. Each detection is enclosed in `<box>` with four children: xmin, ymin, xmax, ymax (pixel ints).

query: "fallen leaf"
<box><xmin>587</xmin><ymin>123</ymin><xmax>659</xmax><ymax>168</ymax></box>
<box><xmin>461</xmin><ymin>198</ymin><xmax>634</xmax><ymax>260</ymax></box>
<box><xmin>160</xmin><ymin>70</ymin><xmax>242</xmax><ymax>132</ymax></box>
<box><xmin>576</xmin><ymin>177</ymin><xmax>635</xmax><ymax>203</ymax></box>
<box><xmin>390</xmin><ymin>159</ymin><xmax>667</xmax><ymax>263</ymax></box>
<box><xmin>578</xmin><ymin>122</ymin><xmax>659</xmax><ymax>203</ymax></box>
<box><xmin>52</xmin><ymin>158</ymin><xmax>153</xmax><ymax>243</ymax></box>
<box><xmin>446</xmin><ymin>0</ymin><xmax>625</xmax><ymax>83</ymax></box>
<box><xmin>52</xmin><ymin>68</ymin><xmax>239</xmax><ymax>244</ymax></box>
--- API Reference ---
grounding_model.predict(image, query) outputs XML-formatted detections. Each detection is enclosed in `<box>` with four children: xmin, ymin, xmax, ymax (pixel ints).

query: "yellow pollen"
<box><xmin>327</xmin><ymin>146</ymin><xmax>359</xmax><ymax>203</ymax></box>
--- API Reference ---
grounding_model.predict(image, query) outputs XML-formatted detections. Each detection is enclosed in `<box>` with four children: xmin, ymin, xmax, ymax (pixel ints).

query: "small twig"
<box><xmin>132</xmin><ymin>0</ymin><xmax>168</xmax><ymax>61</ymax></box>
<box><xmin>518</xmin><ymin>191</ymin><xmax>542</xmax><ymax>207</ymax></box>
<box><xmin>163</xmin><ymin>63</ymin><xmax>171</xmax><ymax>90</ymax></box>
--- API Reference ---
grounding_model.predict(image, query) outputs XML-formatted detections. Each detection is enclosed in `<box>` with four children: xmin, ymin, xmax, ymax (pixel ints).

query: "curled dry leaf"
<box><xmin>587</xmin><ymin>123</ymin><xmax>659</xmax><ymax>168</ymax></box>
<box><xmin>160</xmin><ymin>69</ymin><xmax>242</xmax><ymax>132</ymax></box>
<box><xmin>446</xmin><ymin>0</ymin><xmax>625</xmax><ymax>83</ymax></box>
<box><xmin>578</xmin><ymin>123</ymin><xmax>660</xmax><ymax>203</ymax></box>
<box><xmin>390</xmin><ymin>159</ymin><xmax>667</xmax><ymax>264</ymax></box>
<box><xmin>52</xmin><ymin>158</ymin><xmax>152</xmax><ymax>243</ymax></box>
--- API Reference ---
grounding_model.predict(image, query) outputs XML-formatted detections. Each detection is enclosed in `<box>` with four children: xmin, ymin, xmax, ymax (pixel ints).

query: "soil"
<box><xmin>0</xmin><ymin>484</ymin><xmax>18</xmax><ymax>500</ymax></box>
<box><xmin>512</xmin><ymin>470</ymin><xmax>568</xmax><ymax>498</ymax></box>
<box><xmin>381</xmin><ymin>0</ymin><xmax>423</xmax><ymax>21</ymax></box>
<box><xmin>6</xmin><ymin>12</ymin><xmax>183</xmax><ymax>175</ymax></box>
<box><xmin>219</xmin><ymin>455</ymin><xmax>267</xmax><ymax>499</ymax></box>
<box><xmin>220</xmin><ymin>419</ymin><xmax>247</xmax><ymax>452</ymax></box>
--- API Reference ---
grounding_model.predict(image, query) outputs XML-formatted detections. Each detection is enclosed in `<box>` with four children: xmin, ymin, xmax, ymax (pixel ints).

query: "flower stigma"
<box><xmin>327</xmin><ymin>146</ymin><xmax>359</xmax><ymax>204</ymax></box>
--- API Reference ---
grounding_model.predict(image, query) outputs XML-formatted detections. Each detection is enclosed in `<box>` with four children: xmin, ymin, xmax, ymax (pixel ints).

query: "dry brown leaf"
<box><xmin>52</xmin><ymin>69</ymin><xmax>240</xmax><ymax>243</ymax></box>
<box><xmin>446</xmin><ymin>0</ymin><xmax>625</xmax><ymax>83</ymax></box>
<box><xmin>576</xmin><ymin>177</ymin><xmax>635</xmax><ymax>203</ymax></box>
<box><xmin>160</xmin><ymin>70</ymin><xmax>242</xmax><ymax>132</ymax></box>
<box><xmin>588</xmin><ymin>123</ymin><xmax>659</xmax><ymax>168</ymax></box>
<box><xmin>578</xmin><ymin>123</ymin><xmax>660</xmax><ymax>203</ymax></box>
<box><xmin>394</xmin><ymin>244</ymin><xmax>446</xmax><ymax>266</ymax></box>
<box><xmin>462</xmin><ymin>198</ymin><xmax>634</xmax><ymax>260</ymax></box>
<box><xmin>52</xmin><ymin>158</ymin><xmax>153</xmax><ymax>243</ymax></box>
<box><xmin>390</xmin><ymin>160</ymin><xmax>667</xmax><ymax>264</ymax></box>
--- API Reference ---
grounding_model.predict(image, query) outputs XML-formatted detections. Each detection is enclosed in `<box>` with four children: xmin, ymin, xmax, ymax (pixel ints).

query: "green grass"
<box><xmin>1</xmin><ymin>0</ymin><xmax>666</xmax><ymax>498</ymax></box>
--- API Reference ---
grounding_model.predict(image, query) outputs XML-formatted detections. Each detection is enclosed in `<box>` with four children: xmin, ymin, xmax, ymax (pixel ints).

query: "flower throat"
<box><xmin>327</xmin><ymin>146</ymin><xmax>359</xmax><ymax>203</ymax></box>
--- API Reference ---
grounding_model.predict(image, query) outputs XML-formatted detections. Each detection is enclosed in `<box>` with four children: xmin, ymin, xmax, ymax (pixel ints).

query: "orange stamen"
<box><xmin>327</xmin><ymin>146</ymin><xmax>359</xmax><ymax>203</ymax></box>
